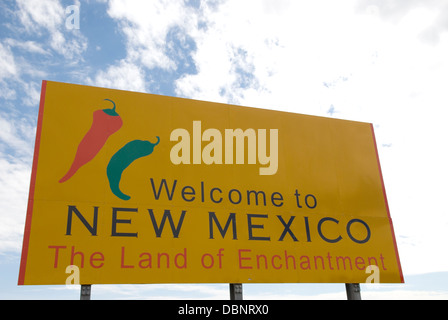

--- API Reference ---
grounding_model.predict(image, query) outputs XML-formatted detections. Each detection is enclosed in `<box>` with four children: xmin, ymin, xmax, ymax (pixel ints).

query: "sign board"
<box><xmin>19</xmin><ymin>81</ymin><xmax>403</xmax><ymax>285</ymax></box>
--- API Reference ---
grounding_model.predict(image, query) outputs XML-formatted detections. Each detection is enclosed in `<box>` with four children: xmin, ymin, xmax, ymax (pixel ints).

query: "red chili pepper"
<box><xmin>59</xmin><ymin>99</ymin><xmax>123</xmax><ymax>183</ymax></box>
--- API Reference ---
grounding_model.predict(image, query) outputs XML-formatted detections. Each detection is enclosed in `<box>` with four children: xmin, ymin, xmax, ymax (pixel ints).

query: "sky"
<box><xmin>1</xmin><ymin>0</ymin><xmax>448</xmax><ymax>300</ymax></box>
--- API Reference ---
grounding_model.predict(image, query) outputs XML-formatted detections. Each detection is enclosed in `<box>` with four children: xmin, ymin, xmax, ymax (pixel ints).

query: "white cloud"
<box><xmin>107</xmin><ymin>0</ymin><xmax>198</xmax><ymax>70</ymax></box>
<box><xmin>0</xmin><ymin>1</ymin><xmax>86</xmax><ymax>109</ymax></box>
<box><xmin>0</xmin><ymin>83</ymin><xmax>17</xmax><ymax>101</ymax></box>
<box><xmin>87</xmin><ymin>0</ymin><xmax>201</xmax><ymax>95</ymax></box>
<box><xmin>88</xmin><ymin>59</ymin><xmax>146</xmax><ymax>92</ymax></box>
<box><xmin>173</xmin><ymin>0</ymin><xmax>448</xmax><ymax>122</ymax></box>
<box><xmin>0</xmin><ymin>43</ymin><xmax>19</xmax><ymax>101</ymax></box>
<box><xmin>20</xmin><ymin>81</ymin><xmax>41</xmax><ymax>107</ymax></box>
<box><xmin>49</xmin><ymin>29</ymin><xmax>87</xmax><ymax>61</ymax></box>
<box><xmin>16</xmin><ymin>0</ymin><xmax>65</xmax><ymax>32</ymax></box>
<box><xmin>87</xmin><ymin>283</ymin><xmax>229</xmax><ymax>300</ymax></box>
<box><xmin>15</xmin><ymin>0</ymin><xmax>87</xmax><ymax>61</ymax></box>
<box><xmin>0</xmin><ymin>112</ymin><xmax>35</xmax><ymax>254</ymax></box>
<box><xmin>176</xmin><ymin>0</ymin><xmax>381</xmax><ymax>110</ymax></box>
<box><xmin>0</xmin><ymin>43</ymin><xmax>18</xmax><ymax>80</ymax></box>
<box><xmin>176</xmin><ymin>0</ymin><xmax>279</xmax><ymax>103</ymax></box>
<box><xmin>0</xmin><ymin>114</ymin><xmax>34</xmax><ymax>158</ymax></box>
<box><xmin>0</xmin><ymin>157</ymin><xmax>30</xmax><ymax>253</ymax></box>
<box><xmin>356</xmin><ymin>0</ymin><xmax>448</xmax><ymax>45</ymax></box>
<box><xmin>4</xmin><ymin>38</ymin><xmax>49</xmax><ymax>55</ymax></box>
<box><xmin>0</xmin><ymin>41</ymin><xmax>46</xmax><ymax>106</ymax></box>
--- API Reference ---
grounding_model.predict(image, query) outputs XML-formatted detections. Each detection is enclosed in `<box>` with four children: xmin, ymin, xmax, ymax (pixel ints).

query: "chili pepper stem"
<box><xmin>104</xmin><ymin>99</ymin><xmax>116</xmax><ymax>112</ymax></box>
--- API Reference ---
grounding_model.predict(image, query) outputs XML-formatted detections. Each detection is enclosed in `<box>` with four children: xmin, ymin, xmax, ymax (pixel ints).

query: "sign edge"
<box><xmin>370</xmin><ymin>123</ymin><xmax>404</xmax><ymax>283</ymax></box>
<box><xmin>18</xmin><ymin>80</ymin><xmax>47</xmax><ymax>285</ymax></box>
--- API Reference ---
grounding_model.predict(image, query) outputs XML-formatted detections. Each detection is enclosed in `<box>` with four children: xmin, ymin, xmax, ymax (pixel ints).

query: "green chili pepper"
<box><xmin>107</xmin><ymin>137</ymin><xmax>160</xmax><ymax>201</ymax></box>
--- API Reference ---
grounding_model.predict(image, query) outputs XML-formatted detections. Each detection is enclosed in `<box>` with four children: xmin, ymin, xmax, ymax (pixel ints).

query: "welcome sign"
<box><xmin>19</xmin><ymin>81</ymin><xmax>403</xmax><ymax>285</ymax></box>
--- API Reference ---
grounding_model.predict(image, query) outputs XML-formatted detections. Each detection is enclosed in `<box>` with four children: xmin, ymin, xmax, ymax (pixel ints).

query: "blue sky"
<box><xmin>1</xmin><ymin>0</ymin><xmax>448</xmax><ymax>299</ymax></box>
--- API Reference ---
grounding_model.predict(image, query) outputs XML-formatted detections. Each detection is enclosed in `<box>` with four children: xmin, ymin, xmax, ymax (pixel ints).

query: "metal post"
<box><xmin>345</xmin><ymin>283</ymin><xmax>361</xmax><ymax>300</ymax></box>
<box><xmin>229</xmin><ymin>283</ymin><xmax>243</xmax><ymax>300</ymax></box>
<box><xmin>80</xmin><ymin>284</ymin><xmax>91</xmax><ymax>300</ymax></box>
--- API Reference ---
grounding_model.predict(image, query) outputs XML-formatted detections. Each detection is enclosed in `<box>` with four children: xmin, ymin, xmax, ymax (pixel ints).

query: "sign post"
<box><xmin>345</xmin><ymin>283</ymin><xmax>361</xmax><ymax>300</ymax></box>
<box><xmin>230</xmin><ymin>283</ymin><xmax>243</xmax><ymax>300</ymax></box>
<box><xmin>80</xmin><ymin>285</ymin><xmax>91</xmax><ymax>300</ymax></box>
<box><xmin>18</xmin><ymin>81</ymin><xmax>403</xmax><ymax>294</ymax></box>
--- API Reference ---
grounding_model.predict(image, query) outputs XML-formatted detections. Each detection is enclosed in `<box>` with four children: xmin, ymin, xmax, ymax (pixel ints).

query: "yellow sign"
<box><xmin>19</xmin><ymin>81</ymin><xmax>403</xmax><ymax>285</ymax></box>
